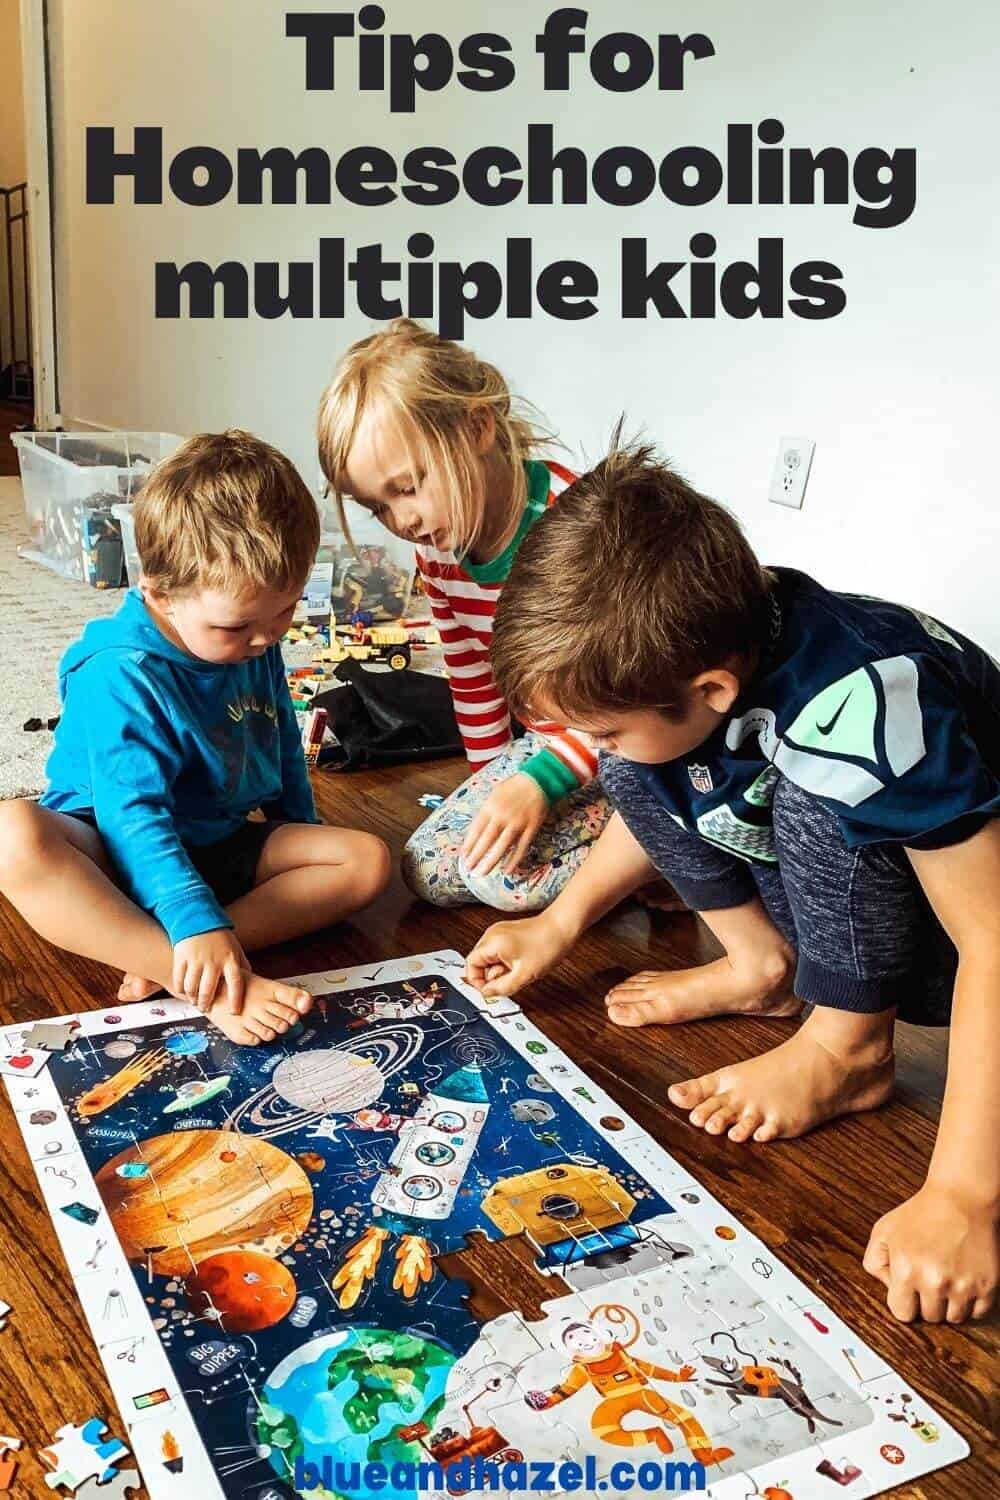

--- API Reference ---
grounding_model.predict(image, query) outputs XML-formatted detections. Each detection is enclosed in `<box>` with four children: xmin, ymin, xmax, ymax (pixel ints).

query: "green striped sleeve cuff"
<box><xmin>520</xmin><ymin>747</ymin><xmax>582</xmax><ymax>805</ymax></box>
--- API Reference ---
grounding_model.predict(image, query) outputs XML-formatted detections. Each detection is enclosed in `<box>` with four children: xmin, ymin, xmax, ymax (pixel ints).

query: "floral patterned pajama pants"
<box><xmin>402</xmin><ymin>733</ymin><xmax>610</xmax><ymax>912</ymax></box>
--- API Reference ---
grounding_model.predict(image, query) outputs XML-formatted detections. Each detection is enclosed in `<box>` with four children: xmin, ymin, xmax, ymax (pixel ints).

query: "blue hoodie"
<box><xmin>41</xmin><ymin>589</ymin><xmax>318</xmax><ymax>944</ymax></box>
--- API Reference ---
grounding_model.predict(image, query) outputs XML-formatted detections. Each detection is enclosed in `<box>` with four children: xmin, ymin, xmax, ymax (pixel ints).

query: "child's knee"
<box><xmin>355</xmin><ymin>833</ymin><xmax>392</xmax><ymax>901</ymax></box>
<box><xmin>401</xmin><ymin>834</ymin><xmax>431</xmax><ymax>897</ymax></box>
<box><xmin>459</xmin><ymin>858</ymin><xmax>551</xmax><ymax>914</ymax></box>
<box><xmin>340</xmin><ymin>834</ymin><xmax>395</xmax><ymax>900</ymax></box>
<box><xmin>401</xmin><ymin>834</ymin><xmax>465</xmax><ymax>907</ymax></box>
<box><xmin>0</xmin><ymin>800</ymin><xmax>50</xmax><ymax>886</ymax></box>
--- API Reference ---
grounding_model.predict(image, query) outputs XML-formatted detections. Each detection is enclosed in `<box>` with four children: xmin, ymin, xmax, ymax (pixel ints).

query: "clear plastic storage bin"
<box><xmin>13</xmin><ymin>431</ymin><xmax>183</xmax><ymax>585</ymax></box>
<box><xmin>111</xmin><ymin>504</ymin><xmax>142</xmax><ymax>588</ymax></box>
<box><xmin>317</xmin><ymin>490</ymin><xmax>417</xmax><ymax>621</ymax></box>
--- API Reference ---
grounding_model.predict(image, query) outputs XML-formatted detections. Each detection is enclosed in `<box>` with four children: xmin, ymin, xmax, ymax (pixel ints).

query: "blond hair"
<box><xmin>134</xmin><ymin>429</ymin><xmax>320</xmax><ymax>595</ymax></box>
<box><xmin>317</xmin><ymin>318</ymin><xmax>551</xmax><ymax>552</ymax></box>
<box><xmin>492</xmin><ymin>432</ymin><xmax>775</xmax><ymax>719</ymax></box>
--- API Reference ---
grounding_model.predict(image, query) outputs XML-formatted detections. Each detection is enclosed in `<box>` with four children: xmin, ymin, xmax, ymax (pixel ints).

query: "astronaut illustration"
<box><xmin>525</xmin><ymin>1307</ymin><xmax>734</xmax><ymax>1468</ymax></box>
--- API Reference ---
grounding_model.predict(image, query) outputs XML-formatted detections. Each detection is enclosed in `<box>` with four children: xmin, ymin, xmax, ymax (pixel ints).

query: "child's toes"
<box><xmin>727</xmin><ymin>1111</ymin><xmax>762</xmax><ymax>1143</ymax></box>
<box><xmin>262</xmin><ymin>1002</ymin><xmax>294</xmax><ymax>1032</ymax></box>
<box><xmin>753</xmin><ymin>1116</ymin><xmax>783</xmax><ymax>1143</ymax></box>
<box><xmin>668</xmin><ymin>1073</ymin><xmax>719</xmax><ymax>1111</ymax></box>
<box><xmin>271</xmin><ymin>983</ymin><xmax>313</xmax><ymax>1017</ymax></box>
<box><xmin>606</xmin><ymin>998</ymin><xmax>656</xmax><ymax>1028</ymax></box>
<box><xmin>248</xmin><ymin>1019</ymin><xmax>277</xmax><ymax>1043</ymax></box>
<box><xmin>690</xmin><ymin>1093</ymin><xmax>730</xmax><ymax>1131</ymax></box>
<box><xmin>703</xmin><ymin>1095</ymin><xmax>741</xmax><ymax>1134</ymax></box>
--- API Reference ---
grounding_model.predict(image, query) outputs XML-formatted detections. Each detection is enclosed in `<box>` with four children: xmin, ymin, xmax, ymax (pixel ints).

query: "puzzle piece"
<box><xmin>1</xmin><ymin>958</ymin><xmax>973</xmax><ymax>1500</ymax></box>
<box><xmin>39</xmin><ymin>1418</ymin><xmax>130</xmax><ymax>1492</ymax></box>
<box><xmin>0</xmin><ymin>1437</ymin><xmax>21</xmax><ymax>1496</ymax></box>
<box><xmin>75</xmin><ymin>1469</ymin><xmax>142</xmax><ymax>1500</ymax></box>
<box><xmin>22</xmin><ymin>1021</ymin><xmax>80</xmax><ymax>1052</ymax></box>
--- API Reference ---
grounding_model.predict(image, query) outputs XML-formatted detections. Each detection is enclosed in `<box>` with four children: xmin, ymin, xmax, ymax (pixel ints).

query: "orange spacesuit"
<box><xmin>529</xmin><ymin>1320</ymin><xmax>733</xmax><ymax>1468</ymax></box>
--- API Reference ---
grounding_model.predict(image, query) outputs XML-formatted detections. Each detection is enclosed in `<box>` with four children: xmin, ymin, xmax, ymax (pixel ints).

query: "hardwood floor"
<box><xmin>0</xmin><ymin>755</ymin><xmax>995</xmax><ymax>1497</ymax></box>
<box><xmin>0</xmin><ymin>400</ymin><xmax>30</xmax><ymax>477</ymax></box>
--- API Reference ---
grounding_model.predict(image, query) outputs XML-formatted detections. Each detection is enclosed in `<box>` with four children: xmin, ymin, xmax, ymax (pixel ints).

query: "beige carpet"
<box><xmin>0</xmin><ymin>477</ymin><xmax>120</xmax><ymax>800</ymax></box>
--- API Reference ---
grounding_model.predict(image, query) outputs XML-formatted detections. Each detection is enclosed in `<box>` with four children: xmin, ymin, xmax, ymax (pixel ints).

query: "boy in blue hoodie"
<box><xmin>0</xmin><ymin>430</ymin><xmax>390</xmax><ymax>1045</ymax></box>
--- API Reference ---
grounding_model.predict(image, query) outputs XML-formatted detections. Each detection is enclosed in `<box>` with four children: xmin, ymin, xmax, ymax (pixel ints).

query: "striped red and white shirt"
<box><xmin>415</xmin><ymin>458</ymin><xmax>599</xmax><ymax>802</ymax></box>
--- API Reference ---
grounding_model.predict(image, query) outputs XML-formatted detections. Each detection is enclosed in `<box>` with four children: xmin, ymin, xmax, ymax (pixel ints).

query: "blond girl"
<box><xmin>317</xmin><ymin>318</ymin><xmax>611</xmax><ymax>910</ymax></box>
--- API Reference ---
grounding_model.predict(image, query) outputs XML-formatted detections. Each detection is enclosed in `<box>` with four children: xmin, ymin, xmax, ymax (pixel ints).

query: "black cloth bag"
<box><xmin>311</xmin><ymin>659</ymin><xmax>463</xmax><ymax>769</ymax></box>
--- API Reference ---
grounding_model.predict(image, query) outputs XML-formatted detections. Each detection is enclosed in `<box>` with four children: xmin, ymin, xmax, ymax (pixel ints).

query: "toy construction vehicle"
<box><xmin>320</xmin><ymin>621</ymin><xmax>412</xmax><ymax>671</ymax></box>
<box><xmin>330</xmin><ymin>543</ymin><xmax>411</xmax><ymax>621</ymax></box>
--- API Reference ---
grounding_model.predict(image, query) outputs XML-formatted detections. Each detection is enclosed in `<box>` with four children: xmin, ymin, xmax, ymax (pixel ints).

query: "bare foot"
<box><xmin>117</xmin><ymin>973</ymin><xmax>163</xmax><ymax>1002</ymax></box>
<box><xmin>209</xmin><ymin>975</ymin><xmax>314</xmax><ymax>1046</ymax></box>
<box><xmin>667</xmin><ymin>1006</ymin><xmax>896</xmax><ymax>1142</ymax></box>
<box><xmin>605</xmin><ymin>944</ymin><xmax>800</xmax><ymax>1027</ymax></box>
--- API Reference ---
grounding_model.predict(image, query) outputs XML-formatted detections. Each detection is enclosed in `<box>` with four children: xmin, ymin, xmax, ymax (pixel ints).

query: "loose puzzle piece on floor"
<box><xmin>75</xmin><ymin>1471</ymin><xmax>142</xmax><ymax>1500</ymax></box>
<box><xmin>22</xmin><ymin>1021</ymin><xmax>80</xmax><ymax>1052</ymax></box>
<box><xmin>0</xmin><ymin>1438</ymin><xmax>20</xmax><ymax>1496</ymax></box>
<box><xmin>1</xmin><ymin>952</ymin><xmax>970</xmax><ymax>1499</ymax></box>
<box><xmin>38</xmin><ymin>1418</ymin><xmax>130</xmax><ymax>1491</ymax></box>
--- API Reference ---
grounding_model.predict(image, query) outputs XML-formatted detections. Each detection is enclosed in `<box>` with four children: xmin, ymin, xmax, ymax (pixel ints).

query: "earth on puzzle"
<box><xmin>257</xmin><ymin>1326</ymin><xmax>454</xmax><ymax>1498</ymax></box>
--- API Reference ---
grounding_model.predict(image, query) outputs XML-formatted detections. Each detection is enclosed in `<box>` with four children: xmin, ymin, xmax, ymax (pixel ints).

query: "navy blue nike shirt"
<box><xmin>631</xmin><ymin>568</ymin><xmax>1000</xmax><ymax>863</ymax></box>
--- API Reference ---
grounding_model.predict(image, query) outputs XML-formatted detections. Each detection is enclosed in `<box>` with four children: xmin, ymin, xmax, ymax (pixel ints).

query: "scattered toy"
<box><xmin>22</xmin><ymin>1021</ymin><xmax>80</xmax><ymax>1053</ymax></box>
<box><xmin>38</xmin><ymin>1418</ymin><xmax>130</xmax><ymax>1493</ymax></box>
<box><xmin>0</xmin><ymin>1439</ymin><xmax>20</xmax><ymax>1495</ymax></box>
<box><xmin>75</xmin><ymin>1469</ymin><xmax>142</xmax><ymax>1500</ymax></box>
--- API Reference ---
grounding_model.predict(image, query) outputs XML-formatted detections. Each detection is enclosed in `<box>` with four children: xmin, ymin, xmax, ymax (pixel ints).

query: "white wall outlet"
<box><xmin>769</xmin><ymin>436</ymin><xmax>815</xmax><ymax>509</ymax></box>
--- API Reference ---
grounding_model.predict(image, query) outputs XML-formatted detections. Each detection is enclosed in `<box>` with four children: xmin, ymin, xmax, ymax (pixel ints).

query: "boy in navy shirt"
<box><xmin>468</xmin><ymin>439</ymin><xmax>1000</xmax><ymax>1324</ymax></box>
<box><xmin>0</xmin><ymin>430</ymin><xmax>389</xmax><ymax>1044</ymax></box>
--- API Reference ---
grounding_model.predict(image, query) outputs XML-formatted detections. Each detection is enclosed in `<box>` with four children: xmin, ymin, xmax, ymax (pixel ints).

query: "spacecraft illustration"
<box><xmin>331</xmin><ymin>1060</ymin><xmax>491</xmax><ymax>1307</ymax></box>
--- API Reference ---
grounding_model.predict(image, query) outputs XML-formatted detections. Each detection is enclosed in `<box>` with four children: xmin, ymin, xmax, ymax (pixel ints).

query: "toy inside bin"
<box><xmin>111</xmin><ymin>504</ymin><xmax>143</xmax><ymax>588</ymax></box>
<box><xmin>317</xmin><ymin>492</ymin><xmax>417</xmax><ymax>622</ymax></box>
<box><xmin>13</xmin><ymin>431</ymin><xmax>182</xmax><ymax>585</ymax></box>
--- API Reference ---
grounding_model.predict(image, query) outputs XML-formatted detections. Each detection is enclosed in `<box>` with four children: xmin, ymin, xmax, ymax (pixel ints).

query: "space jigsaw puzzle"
<box><xmin>1</xmin><ymin>952</ymin><xmax>969</xmax><ymax>1499</ymax></box>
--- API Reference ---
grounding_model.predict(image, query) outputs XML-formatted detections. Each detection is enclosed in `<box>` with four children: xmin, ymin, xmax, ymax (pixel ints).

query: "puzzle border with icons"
<box><xmin>1</xmin><ymin>952</ymin><xmax>970</xmax><ymax>1500</ymax></box>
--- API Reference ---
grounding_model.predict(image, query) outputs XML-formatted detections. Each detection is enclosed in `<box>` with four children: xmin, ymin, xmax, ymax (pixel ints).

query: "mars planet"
<box><xmin>184</xmin><ymin>1250</ymin><xmax>297</xmax><ymax>1332</ymax></box>
<box><xmin>94</xmin><ymin>1129</ymin><xmax>313</xmax><ymax>1277</ymax></box>
<box><xmin>296</xmin><ymin>1152</ymin><xmax>326</xmax><ymax>1174</ymax></box>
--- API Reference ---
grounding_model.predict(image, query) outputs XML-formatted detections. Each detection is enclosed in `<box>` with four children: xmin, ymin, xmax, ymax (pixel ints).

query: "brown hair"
<box><xmin>134</xmin><ymin>429</ymin><xmax>320</xmax><ymax>595</ymax></box>
<box><xmin>317</xmin><ymin>317</ymin><xmax>552</xmax><ymax>552</ymax></box>
<box><xmin>491</xmin><ymin>432</ymin><xmax>774</xmax><ymax>720</ymax></box>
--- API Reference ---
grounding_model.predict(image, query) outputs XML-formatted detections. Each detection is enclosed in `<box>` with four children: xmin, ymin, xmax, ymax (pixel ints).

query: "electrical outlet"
<box><xmin>769</xmin><ymin>436</ymin><xmax>815</xmax><ymax>509</ymax></box>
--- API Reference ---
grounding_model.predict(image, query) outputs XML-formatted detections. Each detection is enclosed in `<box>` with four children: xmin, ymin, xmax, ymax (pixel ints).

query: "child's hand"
<box><xmin>172</xmin><ymin>930</ymin><xmax>252</xmax><ymax>1015</ymax></box>
<box><xmin>466</xmin><ymin>912</ymin><xmax>570</xmax><ymax>998</ymax></box>
<box><xmin>863</xmin><ymin>1182</ymin><xmax>999</xmax><ymax>1322</ymax></box>
<box><xmin>462</xmin><ymin>774</ymin><xmax>548</xmax><ymax>878</ymax></box>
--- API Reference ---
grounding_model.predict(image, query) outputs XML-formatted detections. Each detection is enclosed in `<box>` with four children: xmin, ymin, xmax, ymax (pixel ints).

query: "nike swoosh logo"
<box><xmin>816</xmin><ymin>693</ymin><xmax>851</xmax><ymax>736</ymax></box>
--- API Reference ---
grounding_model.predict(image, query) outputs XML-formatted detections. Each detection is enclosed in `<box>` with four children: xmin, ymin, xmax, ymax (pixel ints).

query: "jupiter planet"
<box><xmin>94</xmin><ymin>1129</ymin><xmax>313</xmax><ymax>1277</ymax></box>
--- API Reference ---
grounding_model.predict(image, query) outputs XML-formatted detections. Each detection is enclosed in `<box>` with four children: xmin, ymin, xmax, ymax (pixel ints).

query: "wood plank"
<box><xmin>0</xmin><ymin>754</ymin><xmax>994</xmax><ymax>1498</ymax></box>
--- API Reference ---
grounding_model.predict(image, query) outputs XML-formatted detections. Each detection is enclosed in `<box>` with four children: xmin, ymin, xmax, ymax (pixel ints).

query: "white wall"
<box><xmin>0</xmin><ymin>0</ymin><xmax>26</xmax><ymax>186</ymax></box>
<box><xmin>46</xmin><ymin>0</ymin><xmax>1000</xmax><ymax>646</ymax></box>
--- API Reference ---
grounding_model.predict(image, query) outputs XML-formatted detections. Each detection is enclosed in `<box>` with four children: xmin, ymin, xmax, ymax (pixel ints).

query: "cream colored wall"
<box><xmin>44</xmin><ymin>0</ymin><xmax>1000</xmax><ymax>647</ymax></box>
<box><xmin>0</xmin><ymin>0</ymin><xmax>26</xmax><ymax>186</ymax></box>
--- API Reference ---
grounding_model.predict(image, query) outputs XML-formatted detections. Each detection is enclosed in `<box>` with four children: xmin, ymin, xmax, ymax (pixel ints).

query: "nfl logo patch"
<box><xmin>688</xmin><ymin>764</ymin><xmax>714</xmax><ymax>794</ymax></box>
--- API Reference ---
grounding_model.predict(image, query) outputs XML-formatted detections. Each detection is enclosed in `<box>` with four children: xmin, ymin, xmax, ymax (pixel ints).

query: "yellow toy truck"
<box><xmin>320</xmin><ymin>622</ymin><xmax>412</xmax><ymax>671</ymax></box>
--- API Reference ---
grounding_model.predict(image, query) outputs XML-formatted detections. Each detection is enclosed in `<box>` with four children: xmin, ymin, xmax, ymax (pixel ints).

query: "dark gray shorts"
<box><xmin>600</xmin><ymin>755</ymin><xmax>957</xmax><ymax>1025</ymax></box>
<box><xmin>66</xmin><ymin>812</ymin><xmax>286</xmax><ymax>909</ymax></box>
